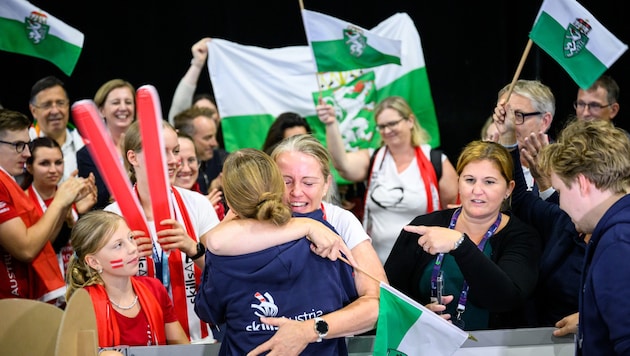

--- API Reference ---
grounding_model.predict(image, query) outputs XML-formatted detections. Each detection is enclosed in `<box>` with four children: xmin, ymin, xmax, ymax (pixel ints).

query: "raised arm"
<box><xmin>316</xmin><ymin>102</ymin><xmax>371</xmax><ymax>182</ymax></box>
<box><xmin>168</xmin><ymin>37</ymin><xmax>212</xmax><ymax>124</ymax></box>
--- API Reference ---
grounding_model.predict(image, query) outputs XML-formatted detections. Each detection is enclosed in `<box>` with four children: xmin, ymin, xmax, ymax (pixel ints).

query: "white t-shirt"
<box><xmin>105</xmin><ymin>186</ymin><xmax>219</xmax><ymax>257</ymax></box>
<box><xmin>365</xmin><ymin>144</ymin><xmax>442</xmax><ymax>263</ymax></box>
<box><xmin>322</xmin><ymin>201</ymin><xmax>370</xmax><ymax>250</ymax></box>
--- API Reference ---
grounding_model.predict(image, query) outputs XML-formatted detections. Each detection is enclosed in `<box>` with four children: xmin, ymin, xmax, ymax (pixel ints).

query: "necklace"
<box><xmin>109</xmin><ymin>295</ymin><xmax>139</xmax><ymax>310</ymax></box>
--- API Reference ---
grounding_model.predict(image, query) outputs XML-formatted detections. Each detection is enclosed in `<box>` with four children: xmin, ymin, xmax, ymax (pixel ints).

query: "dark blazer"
<box><xmin>77</xmin><ymin>146</ymin><xmax>114</xmax><ymax>210</ymax></box>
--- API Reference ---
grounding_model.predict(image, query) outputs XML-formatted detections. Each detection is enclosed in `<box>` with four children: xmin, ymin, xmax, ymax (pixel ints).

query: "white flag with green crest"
<box><xmin>208</xmin><ymin>12</ymin><xmax>439</xmax><ymax>181</ymax></box>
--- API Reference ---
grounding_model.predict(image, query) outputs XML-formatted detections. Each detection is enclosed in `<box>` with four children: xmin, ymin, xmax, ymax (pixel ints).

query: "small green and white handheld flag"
<box><xmin>301</xmin><ymin>9</ymin><xmax>401</xmax><ymax>73</ymax></box>
<box><xmin>529</xmin><ymin>0</ymin><xmax>627</xmax><ymax>89</ymax></box>
<box><xmin>373</xmin><ymin>282</ymin><xmax>469</xmax><ymax>356</ymax></box>
<box><xmin>0</xmin><ymin>0</ymin><xmax>84</xmax><ymax>76</ymax></box>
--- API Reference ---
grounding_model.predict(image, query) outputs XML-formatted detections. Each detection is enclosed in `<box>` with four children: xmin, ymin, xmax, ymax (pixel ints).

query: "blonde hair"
<box><xmin>65</xmin><ymin>211</ymin><xmax>124</xmax><ymax>301</ymax></box>
<box><xmin>123</xmin><ymin>120</ymin><xmax>176</xmax><ymax>183</ymax></box>
<box><xmin>271</xmin><ymin>134</ymin><xmax>333</xmax><ymax>202</ymax></box>
<box><xmin>374</xmin><ymin>96</ymin><xmax>430</xmax><ymax>147</ymax></box>
<box><xmin>538</xmin><ymin>119</ymin><xmax>630</xmax><ymax>193</ymax></box>
<box><xmin>456</xmin><ymin>140</ymin><xmax>514</xmax><ymax>210</ymax></box>
<box><xmin>93</xmin><ymin>79</ymin><xmax>135</xmax><ymax>109</ymax></box>
<box><xmin>222</xmin><ymin>148</ymin><xmax>291</xmax><ymax>225</ymax></box>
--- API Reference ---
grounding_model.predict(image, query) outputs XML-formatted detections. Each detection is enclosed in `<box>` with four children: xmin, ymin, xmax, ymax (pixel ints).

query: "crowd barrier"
<box><xmin>0</xmin><ymin>293</ymin><xmax>575</xmax><ymax>356</ymax></box>
<box><xmin>121</xmin><ymin>327</ymin><xmax>575</xmax><ymax>356</ymax></box>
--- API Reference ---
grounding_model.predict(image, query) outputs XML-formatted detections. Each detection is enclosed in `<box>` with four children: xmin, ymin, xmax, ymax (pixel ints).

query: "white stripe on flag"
<box><xmin>0</xmin><ymin>0</ymin><xmax>83</xmax><ymax>46</ymax></box>
<box><xmin>377</xmin><ymin>282</ymin><xmax>469</xmax><ymax>355</ymax></box>
<box><xmin>302</xmin><ymin>9</ymin><xmax>401</xmax><ymax>57</ymax></box>
<box><xmin>534</xmin><ymin>0</ymin><xmax>627</xmax><ymax>67</ymax></box>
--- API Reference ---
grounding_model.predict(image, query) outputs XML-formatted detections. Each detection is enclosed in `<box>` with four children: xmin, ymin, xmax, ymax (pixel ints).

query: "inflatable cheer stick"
<box><xmin>72</xmin><ymin>100</ymin><xmax>149</xmax><ymax>234</ymax></box>
<box><xmin>136</xmin><ymin>85</ymin><xmax>174</xmax><ymax>252</ymax></box>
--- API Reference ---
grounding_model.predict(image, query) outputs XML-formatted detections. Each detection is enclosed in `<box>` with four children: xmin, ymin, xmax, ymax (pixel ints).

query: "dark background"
<box><xmin>1</xmin><ymin>0</ymin><xmax>627</xmax><ymax>161</ymax></box>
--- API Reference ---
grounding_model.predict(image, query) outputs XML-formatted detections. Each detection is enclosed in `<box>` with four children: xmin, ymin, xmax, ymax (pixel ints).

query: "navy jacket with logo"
<box><xmin>195</xmin><ymin>210</ymin><xmax>357</xmax><ymax>355</ymax></box>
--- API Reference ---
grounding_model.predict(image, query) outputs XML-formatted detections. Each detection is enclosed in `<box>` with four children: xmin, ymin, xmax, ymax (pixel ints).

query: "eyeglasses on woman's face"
<box><xmin>376</xmin><ymin>118</ymin><xmax>405</xmax><ymax>132</ymax></box>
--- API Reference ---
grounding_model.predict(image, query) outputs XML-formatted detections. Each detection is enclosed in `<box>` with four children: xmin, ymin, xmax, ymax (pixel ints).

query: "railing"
<box><xmin>119</xmin><ymin>327</ymin><xmax>574</xmax><ymax>356</ymax></box>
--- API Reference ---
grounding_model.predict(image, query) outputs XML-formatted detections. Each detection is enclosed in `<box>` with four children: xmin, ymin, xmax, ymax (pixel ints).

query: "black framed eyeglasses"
<box><xmin>573</xmin><ymin>101</ymin><xmax>612</xmax><ymax>112</ymax></box>
<box><xmin>376</xmin><ymin>118</ymin><xmax>405</xmax><ymax>132</ymax></box>
<box><xmin>513</xmin><ymin>111</ymin><xmax>542</xmax><ymax>125</ymax></box>
<box><xmin>0</xmin><ymin>139</ymin><xmax>29</xmax><ymax>153</ymax></box>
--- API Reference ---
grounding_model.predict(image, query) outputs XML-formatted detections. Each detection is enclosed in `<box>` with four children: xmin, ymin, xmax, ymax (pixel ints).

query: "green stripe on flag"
<box><xmin>0</xmin><ymin>18</ymin><xmax>82</xmax><ymax>76</ymax></box>
<box><xmin>221</xmin><ymin>67</ymin><xmax>439</xmax><ymax>184</ymax></box>
<box><xmin>221</xmin><ymin>113</ymin><xmax>275</xmax><ymax>152</ymax></box>
<box><xmin>374</xmin><ymin>285</ymin><xmax>423</xmax><ymax>355</ymax></box>
<box><xmin>529</xmin><ymin>12</ymin><xmax>607</xmax><ymax>89</ymax></box>
<box><xmin>378</xmin><ymin>67</ymin><xmax>440</xmax><ymax>148</ymax></box>
<box><xmin>311</xmin><ymin>39</ymin><xmax>401</xmax><ymax>73</ymax></box>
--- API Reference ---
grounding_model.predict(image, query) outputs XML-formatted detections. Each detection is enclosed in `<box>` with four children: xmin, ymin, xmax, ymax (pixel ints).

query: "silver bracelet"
<box><xmin>453</xmin><ymin>233</ymin><xmax>466</xmax><ymax>250</ymax></box>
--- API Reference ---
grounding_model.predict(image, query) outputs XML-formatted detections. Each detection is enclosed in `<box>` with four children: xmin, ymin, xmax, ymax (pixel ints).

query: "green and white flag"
<box><xmin>529</xmin><ymin>0</ymin><xmax>627</xmax><ymax>89</ymax></box>
<box><xmin>208</xmin><ymin>12</ymin><xmax>440</xmax><ymax>176</ymax></box>
<box><xmin>301</xmin><ymin>9</ymin><xmax>401</xmax><ymax>73</ymax></box>
<box><xmin>374</xmin><ymin>282</ymin><xmax>469</xmax><ymax>356</ymax></box>
<box><xmin>0</xmin><ymin>0</ymin><xmax>84</xmax><ymax>76</ymax></box>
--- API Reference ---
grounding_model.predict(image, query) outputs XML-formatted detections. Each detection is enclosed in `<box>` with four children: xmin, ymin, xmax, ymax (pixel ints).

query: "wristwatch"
<box><xmin>313</xmin><ymin>317</ymin><xmax>328</xmax><ymax>342</ymax></box>
<box><xmin>188</xmin><ymin>241</ymin><xmax>206</xmax><ymax>260</ymax></box>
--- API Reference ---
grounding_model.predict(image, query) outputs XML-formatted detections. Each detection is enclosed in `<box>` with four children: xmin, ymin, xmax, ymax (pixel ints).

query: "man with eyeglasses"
<box><xmin>493</xmin><ymin>80</ymin><xmax>555</xmax><ymax>196</ymax></box>
<box><xmin>574</xmin><ymin>75</ymin><xmax>620</xmax><ymax>123</ymax></box>
<box><xmin>513</xmin><ymin>76</ymin><xmax>624</xmax><ymax>203</ymax></box>
<box><xmin>28</xmin><ymin>76</ymin><xmax>85</xmax><ymax>182</ymax></box>
<box><xmin>0</xmin><ymin>108</ymin><xmax>94</xmax><ymax>303</ymax></box>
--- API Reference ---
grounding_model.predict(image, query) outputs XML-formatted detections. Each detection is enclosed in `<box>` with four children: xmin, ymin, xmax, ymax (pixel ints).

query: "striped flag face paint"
<box><xmin>110</xmin><ymin>259</ymin><xmax>124</xmax><ymax>269</ymax></box>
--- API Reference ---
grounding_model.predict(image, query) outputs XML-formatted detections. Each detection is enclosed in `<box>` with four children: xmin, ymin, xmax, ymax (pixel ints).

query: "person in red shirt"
<box><xmin>22</xmin><ymin>137</ymin><xmax>96</xmax><ymax>285</ymax></box>
<box><xmin>65</xmin><ymin>210</ymin><xmax>189</xmax><ymax>348</ymax></box>
<box><xmin>0</xmin><ymin>108</ymin><xmax>94</xmax><ymax>303</ymax></box>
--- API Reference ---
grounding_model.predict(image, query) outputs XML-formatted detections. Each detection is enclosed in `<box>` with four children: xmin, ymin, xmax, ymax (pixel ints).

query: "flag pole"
<box><xmin>339</xmin><ymin>255</ymin><xmax>478</xmax><ymax>341</ymax></box>
<box><xmin>298</xmin><ymin>0</ymin><xmax>325</xmax><ymax>100</ymax></box>
<box><xmin>504</xmin><ymin>39</ymin><xmax>533</xmax><ymax>103</ymax></box>
<box><xmin>339</xmin><ymin>256</ymin><xmax>382</xmax><ymax>283</ymax></box>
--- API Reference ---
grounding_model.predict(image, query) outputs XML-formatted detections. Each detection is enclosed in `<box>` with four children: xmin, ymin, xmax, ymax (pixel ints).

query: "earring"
<box><xmin>98</xmin><ymin>267</ymin><xmax>103</xmax><ymax>274</ymax></box>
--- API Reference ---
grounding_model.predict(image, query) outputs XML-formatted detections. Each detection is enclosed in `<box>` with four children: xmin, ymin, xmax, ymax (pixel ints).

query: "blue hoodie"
<box><xmin>195</xmin><ymin>209</ymin><xmax>357</xmax><ymax>355</ymax></box>
<box><xmin>577</xmin><ymin>194</ymin><xmax>630</xmax><ymax>355</ymax></box>
<box><xmin>510</xmin><ymin>148</ymin><xmax>585</xmax><ymax>326</ymax></box>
